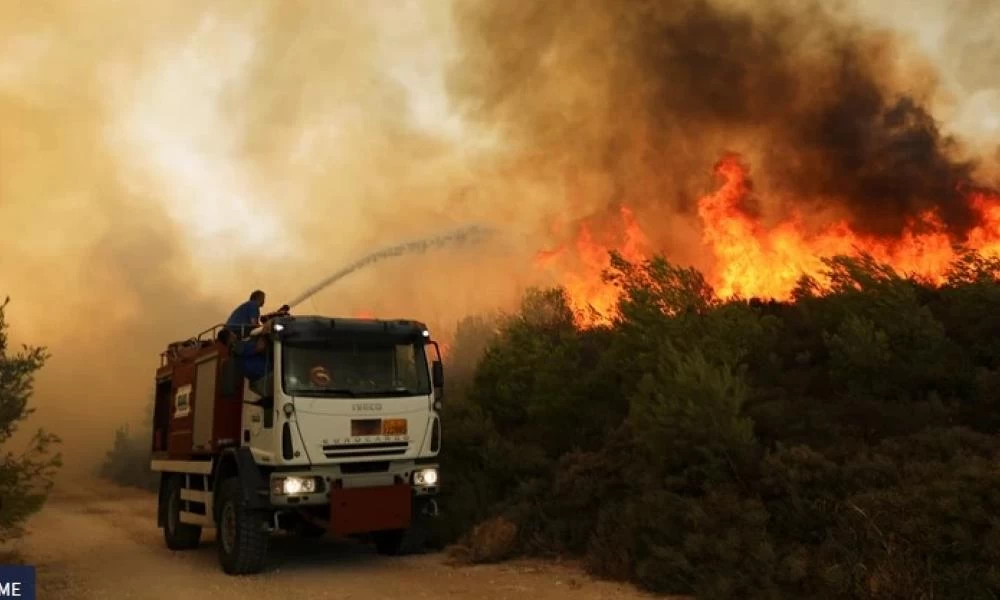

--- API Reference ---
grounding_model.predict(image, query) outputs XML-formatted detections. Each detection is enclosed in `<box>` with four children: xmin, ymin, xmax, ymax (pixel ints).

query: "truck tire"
<box><xmin>216</xmin><ymin>477</ymin><xmax>269</xmax><ymax>575</ymax></box>
<box><xmin>163</xmin><ymin>476</ymin><xmax>202</xmax><ymax>550</ymax></box>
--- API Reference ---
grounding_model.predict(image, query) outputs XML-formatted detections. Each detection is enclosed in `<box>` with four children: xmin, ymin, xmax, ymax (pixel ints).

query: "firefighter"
<box><xmin>226</xmin><ymin>290</ymin><xmax>266</xmax><ymax>338</ymax></box>
<box><xmin>242</xmin><ymin>335</ymin><xmax>269</xmax><ymax>383</ymax></box>
<box><xmin>224</xmin><ymin>290</ymin><xmax>272</xmax><ymax>392</ymax></box>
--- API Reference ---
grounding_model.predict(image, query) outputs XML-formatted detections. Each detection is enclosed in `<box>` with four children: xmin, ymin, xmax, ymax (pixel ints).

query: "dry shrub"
<box><xmin>448</xmin><ymin>516</ymin><xmax>518</xmax><ymax>564</ymax></box>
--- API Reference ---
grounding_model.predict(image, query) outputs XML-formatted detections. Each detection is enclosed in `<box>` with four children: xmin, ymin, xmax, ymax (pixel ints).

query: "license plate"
<box><xmin>350</xmin><ymin>418</ymin><xmax>407</xmax><ymax>436</ymax></box>
<box><xmin>351</xmin><ymin>419</ymin><xmax>381</xmax><ymax>437</ymax></box>
<box><xmin>382</xmin><ymin>418</ymin><xmax>407</xmax><ymax>435</ymax></box>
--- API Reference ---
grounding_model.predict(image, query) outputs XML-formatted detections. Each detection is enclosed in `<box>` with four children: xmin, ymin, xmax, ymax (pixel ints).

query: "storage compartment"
<box><xmin>191</xmin><ymin>355</ymin><xmax>218</xmax><ymax>452</ymax></box>
<box><xmin>166</xmin><ymin>361</ymin><xmax>196</xmax><ymax>458</ymax></box>
<box><xmin>151</xmin><ymin>378</ymin><xmax>172</xmax><ymax>453</ymax></box>
<box><xmin>153</xmin><ymin>339</ymin><xmax>247</xmax><ymax>459</ymax></box>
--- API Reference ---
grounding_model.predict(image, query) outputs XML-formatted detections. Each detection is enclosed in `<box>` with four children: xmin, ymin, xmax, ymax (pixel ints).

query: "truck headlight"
<box><xmin>413</xmin><ymin>468</ymin><xmax>438</xmax><ymax>486</ymax></box>
<box><xmin>272</xmin><ymin>476</ymin><xmax>317</xmax><ymax>495</ymax></box>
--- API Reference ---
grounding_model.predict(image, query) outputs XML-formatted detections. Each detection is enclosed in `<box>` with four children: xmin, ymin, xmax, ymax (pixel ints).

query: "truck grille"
<box><xmin>322</xmin><ymin>441</ymin><xmax>409</xmax><ymax>458</ymax></box>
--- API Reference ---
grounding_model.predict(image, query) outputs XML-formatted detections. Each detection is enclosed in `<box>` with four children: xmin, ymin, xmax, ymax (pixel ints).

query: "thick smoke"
<box><xmin>448</xmin><ymin>0</ymin><xmax>993</xmax><ymax>239</ymax></box>
<box><xmin>2</xmin><ymin>0</ymin><xmax>999</xmax><ymax>474</ymax></box>
<box><xmin>0</xmin><ymin>0</ymin><xmax>528</xmax><ymax>472</ymax></box>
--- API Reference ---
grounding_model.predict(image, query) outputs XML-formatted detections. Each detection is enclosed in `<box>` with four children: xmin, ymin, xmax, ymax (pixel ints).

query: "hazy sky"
<box><xmin>1</xmin><ymin>0</ymin><xmax>997</xmax><ymax>469</ymax></box>
<box><xmin>852</xmin><ymin>0</ymin><xmax>1000</xmax><ymax>146</ymax></box>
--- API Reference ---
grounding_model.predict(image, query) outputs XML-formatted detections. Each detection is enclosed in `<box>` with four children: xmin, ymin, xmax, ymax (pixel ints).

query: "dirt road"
<box><xmin>12</xmin><ymin>479</ymin><xmax>655</xmax><ymax>600</ymax></box>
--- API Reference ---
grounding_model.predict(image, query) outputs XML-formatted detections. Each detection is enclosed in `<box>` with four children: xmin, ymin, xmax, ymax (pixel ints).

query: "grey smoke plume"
<box><xmin>447</xmin><ymin>0</ymin><xmax>996</xmax><ymax>239</ymax></box>
<box><xmin>285</xmin><ymin>224</ymin><xmax>495</xmax><ymax>310</ymax></box>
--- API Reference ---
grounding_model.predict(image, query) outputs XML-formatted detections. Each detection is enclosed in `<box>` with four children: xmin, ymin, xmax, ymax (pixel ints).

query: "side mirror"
<box><xmin>432</xmin><ymin>360</ymin><xmax>444</xmax><ymax>388</ymax></box>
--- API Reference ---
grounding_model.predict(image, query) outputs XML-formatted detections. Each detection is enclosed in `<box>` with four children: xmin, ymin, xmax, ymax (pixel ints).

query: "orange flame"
<box><xmin>535</xmin><ymin>206</ymin><xmax>650</xmax><ymax>326</ymax></box>
<box><xmin>537</xmin><ymin>154</ymin><xmax>1000</xmax><ymax>326</ymax></box>
<box><xmin>698</xmin><ymin>155</ymin><xmax>961</xmax><ymax>299</ymax></box>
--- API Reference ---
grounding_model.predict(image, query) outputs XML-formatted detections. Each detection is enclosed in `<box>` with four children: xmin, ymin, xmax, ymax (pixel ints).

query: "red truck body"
<box><xmin>152</xmin><ymin>328</ymin><xmax>244</xmax><ymax>460</ymax></box>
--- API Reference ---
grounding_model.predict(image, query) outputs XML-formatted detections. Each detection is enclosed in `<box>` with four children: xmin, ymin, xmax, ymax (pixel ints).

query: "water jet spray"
<box><xmin>284</xmin><ymin>224</ymin><xmax>494</xmax><ymax>311</ymax></box>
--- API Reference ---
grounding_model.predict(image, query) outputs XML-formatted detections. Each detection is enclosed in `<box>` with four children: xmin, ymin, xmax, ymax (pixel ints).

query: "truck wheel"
<box><xmin>163</xmin><ymin>476</ymin><xmax>201</xmax><ymax>550</ymax></box>
<box><xmin>216</xmin><ymin>477</ymin><xmax>269</xmax><ymax>575</ymax></box>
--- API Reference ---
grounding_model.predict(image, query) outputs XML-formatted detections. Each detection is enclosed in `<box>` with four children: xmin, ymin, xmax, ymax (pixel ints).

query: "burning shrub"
<box><xmin>435</xmin><ymin>288</ymin><xmax>618</xmax><ymax>549</ymax></box>
<box><xmin>440</xmin><ymin>251</ymin><xmax>1000</xmax><ymax>599</ymax></box>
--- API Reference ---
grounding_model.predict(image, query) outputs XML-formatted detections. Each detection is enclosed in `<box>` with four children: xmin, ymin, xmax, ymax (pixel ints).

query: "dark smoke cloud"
<box><xmin>449</xmin><ymin>0</ymin><xmax>989</xmax><ymax>239</ymax></box>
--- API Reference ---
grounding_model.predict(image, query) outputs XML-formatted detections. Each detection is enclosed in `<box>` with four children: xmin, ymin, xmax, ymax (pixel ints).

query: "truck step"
<box><xmin>180</xmin><ymin>489</ymin><xmax>211</xmax><ymax>503</ymax></box>
<box><xmin>150</xmin><ymin>459</ymin><xmax>212</xmax><ymax>474</ymax></box>
<box><xmin>179</xmin><ymin>489</ymin><xmax>214</xmax><ymax>521</ymax></box>
<box><xmin>179</xmin><ymin>510</ymin><xmax>213</xmax><ymax>527</ymax></box>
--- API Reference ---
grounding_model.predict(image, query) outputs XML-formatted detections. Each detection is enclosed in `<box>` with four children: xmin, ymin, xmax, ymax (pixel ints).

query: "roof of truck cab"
<box><xmin>274</xmin><ymin>315</ymin><xmax>427</xmax><ymax>327</ymax></box>
<box><xmin>271</xmin><ymin>315</ymin><xmax>430</xmax><ymax>339</ymax></box>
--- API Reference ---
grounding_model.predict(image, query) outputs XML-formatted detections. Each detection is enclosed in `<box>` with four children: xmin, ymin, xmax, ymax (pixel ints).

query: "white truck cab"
<box><xmin>150</xmin><ymin>315</ymin><xmax>443</xmax><ymax>575</ymax></box>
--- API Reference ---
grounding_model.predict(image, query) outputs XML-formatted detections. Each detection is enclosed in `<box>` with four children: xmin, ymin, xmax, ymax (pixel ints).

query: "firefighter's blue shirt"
<box><xmin>226</xmin><ymin>300</ymin><xmax>265</xmax><ymax>381</ymax></box>
<box><xmin>241</xmin><ymin>353</ymin><xmax>267</xmax><ymax>381</ymax></box>
<box><xmin>226</xmin><ymin>300</ymin><xmax>261</xmax><ymax>335</ymax></box>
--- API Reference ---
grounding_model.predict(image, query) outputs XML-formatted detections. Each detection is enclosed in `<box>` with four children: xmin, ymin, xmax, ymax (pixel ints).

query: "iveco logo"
<box><xmin>352</xmin><ymin>403</ymin><xmax>382</xmax><ymax>411</ymax></box>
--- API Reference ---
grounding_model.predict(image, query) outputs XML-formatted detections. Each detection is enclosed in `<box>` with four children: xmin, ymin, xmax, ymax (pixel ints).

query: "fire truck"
<box><xmin>149</xmin><ymin>314</ymin><xmax>443</xmax><ymax>575</ymax></box>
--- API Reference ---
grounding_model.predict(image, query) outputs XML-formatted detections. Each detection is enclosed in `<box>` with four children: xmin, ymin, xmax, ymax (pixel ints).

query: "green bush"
<box><xmin>440</xmin><ymin>250</ymin><xmax>1000</xmax><ymax>599</ymax></box>
<box><xmin>98</xmin><ymin>424</ymin><xmax>157</xmax><ymax>492</ymax></box>
<box><xmin>0</xmin><ymin>297</ymin><xmax>61</xmax><ymax>542</ymax></box>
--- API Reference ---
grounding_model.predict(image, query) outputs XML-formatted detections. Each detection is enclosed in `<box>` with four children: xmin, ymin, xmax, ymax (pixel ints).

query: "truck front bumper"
<box><xmin>268</xmin><ymin>464</ymin><xmax>439</xmax><ymax>507</ymax></box>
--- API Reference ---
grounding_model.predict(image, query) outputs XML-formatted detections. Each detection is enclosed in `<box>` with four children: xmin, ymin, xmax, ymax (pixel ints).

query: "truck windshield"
<box><xmin>281</xmin><ymin>340</ymin><xmax>431</xmax><ymax>397</ymax></box>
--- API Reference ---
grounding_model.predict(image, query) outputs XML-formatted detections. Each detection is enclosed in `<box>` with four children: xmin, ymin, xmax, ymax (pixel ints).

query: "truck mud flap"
<box><xmin>329</xmin><ymin>484</ymin><xmax>411</xmax><ymax>537</ymax></box>
<box><xmin>213</xmin><ymin>448</ymin><xmax>270</xmax><ymax>511</ymax></box>
<box><xmin>235</xmin><ymin>449</ymin><xmax>270</xmax><ymax>509</ymax></box>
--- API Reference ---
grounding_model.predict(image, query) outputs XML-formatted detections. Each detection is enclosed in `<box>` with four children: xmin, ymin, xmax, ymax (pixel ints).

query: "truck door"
<box><xmin>242</xmin><ymin>378</ymin><xmax>278</xmax><ymax>464</ymax></box>
<box><xmin>240</xmin><ymin>340</ymin><xmax>278</xmax><ymax>464</ymax></box>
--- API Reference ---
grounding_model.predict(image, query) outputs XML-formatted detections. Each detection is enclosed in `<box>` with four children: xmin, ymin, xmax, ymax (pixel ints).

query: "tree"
<box><xmin>0</xmin><ymin>297</ymin><xmax>62</xmax><ymax>542</ymax></box>
<box><xmin>99</xmin><ymin>398</ymin><xmax>157</xmax><ymax>491</ymax></box>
